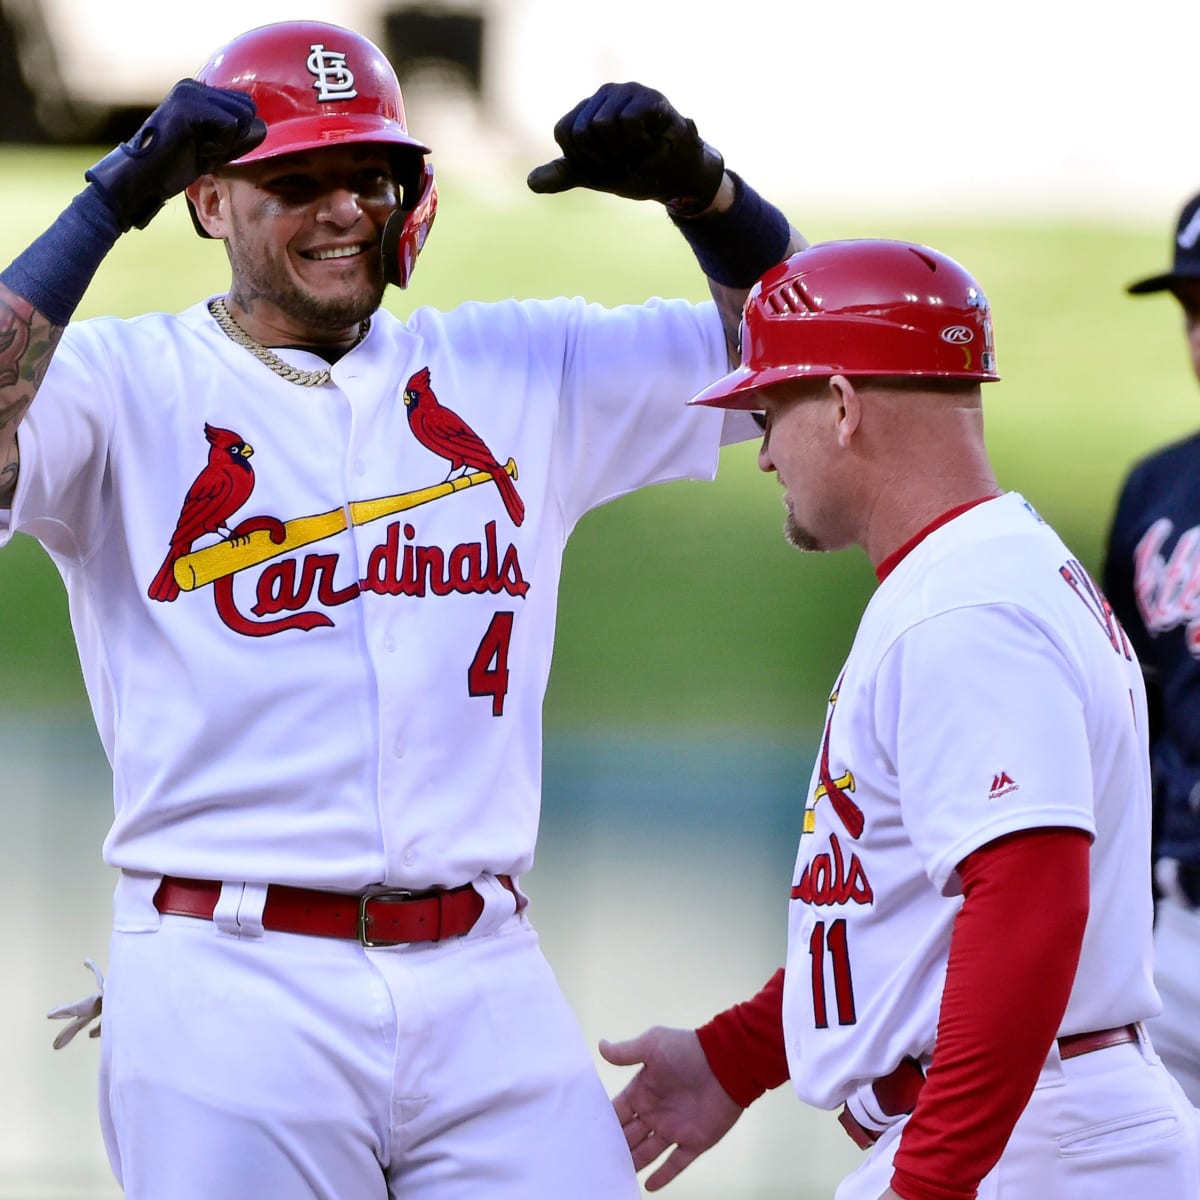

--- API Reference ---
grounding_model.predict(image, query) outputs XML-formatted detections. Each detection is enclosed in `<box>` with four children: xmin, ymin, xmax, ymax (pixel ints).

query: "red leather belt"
<box><xmin>153</xmin><ymin>874</ymin><xmax>515</xmax><ymax>946</ymax></box>
<box><xmin>1057</xmin><ymin>1024</ymin><xmax>1141</xmax><ymax>1059</ymax></box>
<box><xmin>837</xmin><ymin>1023</ymin><xmax>1140</xmax><ymax>1150</ymax></box>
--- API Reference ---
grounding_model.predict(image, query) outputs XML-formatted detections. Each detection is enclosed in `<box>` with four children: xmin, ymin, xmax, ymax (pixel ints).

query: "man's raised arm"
<box><xmin>0</xmin><ymin>81</ymin><xmax>264</xmax><ymax>506</ymax></box>
<box><xmin>526</xmin><ymin>81</ymin><xmax>805</xmax><ymax>362</ymax></box>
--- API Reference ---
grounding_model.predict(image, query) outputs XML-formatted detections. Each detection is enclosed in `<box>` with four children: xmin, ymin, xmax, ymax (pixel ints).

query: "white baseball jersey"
<box><xmin>782</xmin><ymin>493</ymin><xmax>1160</xmax><ymax>1111</ymax></box>
<box><xmin>2</xmin><ymin>294</ymin><xmax>736</xmax><ymax>896</ymax></box>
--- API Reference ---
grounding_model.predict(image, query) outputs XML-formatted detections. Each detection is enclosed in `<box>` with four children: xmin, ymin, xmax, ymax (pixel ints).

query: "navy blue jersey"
<box><xmin>1103</xmin><ymin>430</ymin><xmax>1200</xmax><ymax>867</ymax></box>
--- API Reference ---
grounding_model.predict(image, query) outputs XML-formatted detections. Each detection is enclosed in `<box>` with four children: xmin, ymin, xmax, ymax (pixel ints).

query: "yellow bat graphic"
<box><xmin>173</xmin><ymin>459</ymin><xmax>519</xmax><ymax>592</ymax></box>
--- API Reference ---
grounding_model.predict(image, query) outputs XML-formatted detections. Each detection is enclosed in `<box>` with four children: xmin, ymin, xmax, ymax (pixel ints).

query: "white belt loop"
<box><xmin>844</xmin><ymin>1081</ymin><xmax>892</xmax><ymax>1137</ymax></box>
<box><xmin>1039</xmin><ymin>1036</ymin><xmax>1067</xmax><ymax>1088</ymax></box>
<box><xmin>1132</xmin><ymin>1021</ymin><xmax>1157</xmax><ymax>1065</ymax></box>
<box><xmin>236</xmin><ymin>882</ymin><xmax>269</xmax><ymax>938</ymax></box>
<box><xmin>464</xmin><ymin>872</ymin><xmax>521</xmax><ymax>939</ymax></box>
<box><xmin>212</xmin><ymin>882</ymin><xmax>245</xmax><ymax>937</ymax></box>
<box><xmin>114</xmin><ymin>870</ymin><xmax>166</xmax><ymax>931</ymax></box>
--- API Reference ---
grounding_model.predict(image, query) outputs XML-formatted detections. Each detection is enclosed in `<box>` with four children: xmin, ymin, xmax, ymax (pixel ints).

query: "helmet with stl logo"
<box><xmin>192</xmin><ymin>20</ymin><xmax>435</xmax><ymax>287</ymax></box>
<box><xmin>689</xmin><ymin>239</ymin><xmax>1000</xmax><ymax>409</ymax></box>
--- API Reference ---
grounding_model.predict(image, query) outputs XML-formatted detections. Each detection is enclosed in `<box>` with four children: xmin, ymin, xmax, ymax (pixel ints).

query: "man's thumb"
<box><xmin>599</xmin><ymin>1035</ymin><xmax>647</xmax><ymax>1067</ymax></box>
<box><xmin>526</xmin><ymin>157</ymin><xmax>577</xmax><ymax>194</ymax></box>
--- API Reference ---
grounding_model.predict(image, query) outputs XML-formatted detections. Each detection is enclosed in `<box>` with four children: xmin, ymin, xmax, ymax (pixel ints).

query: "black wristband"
<box><xmin>668</xmin><ymin>172</ymin><xmax>791</xmax><ymax>289</ymax></box>
<box><xmin>0</xmin><ymin>186</ymin><xmax>122</xmax><ymax>326</ymax></box>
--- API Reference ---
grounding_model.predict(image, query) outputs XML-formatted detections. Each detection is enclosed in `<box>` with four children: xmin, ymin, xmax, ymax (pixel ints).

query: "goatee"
<box><xmin>785</xmin><ymin>513</ymin><xmax>821</xmax><ymax>553</ymax></box>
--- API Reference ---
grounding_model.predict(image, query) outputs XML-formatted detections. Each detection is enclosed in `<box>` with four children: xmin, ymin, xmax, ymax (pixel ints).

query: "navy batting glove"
<box><xmin>85</xmin><ymin>79</ymin><xmax>267</xmax><ymax>232</ymax></box>
<box><xmin>527</xmin><ymin>82</ymin><xmax>725</xmax><ymax>215</ymax></box>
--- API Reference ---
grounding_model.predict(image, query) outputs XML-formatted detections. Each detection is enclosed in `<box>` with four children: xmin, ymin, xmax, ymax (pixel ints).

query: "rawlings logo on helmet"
<box><xmin>940</xmin><ymin>326</ymin><xmax>974</xmax><ymax>345</ymax></box>
<box><xmin>306</xmin><ymin>44</ymin><xmax>358</xmax><ymax>102</ymax></box>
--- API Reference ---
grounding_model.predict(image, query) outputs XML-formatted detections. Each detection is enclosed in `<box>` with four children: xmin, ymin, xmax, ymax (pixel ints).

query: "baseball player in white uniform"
<box><xmin>0</xmin><ymin>20</ymin><xmax>805</xmax><ymax>1200</ymax></box>
<box><xmin>600</xmin><ymin>240</ymin><xmax>1200</xmax><ymax>1199</ymax></box>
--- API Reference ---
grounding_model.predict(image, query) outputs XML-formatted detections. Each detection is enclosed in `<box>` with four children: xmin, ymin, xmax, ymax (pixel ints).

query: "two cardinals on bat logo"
<box><xmin>147</xmin><ymin>367</ymin><xmax>524</xmax><ymax>604</ymax></box>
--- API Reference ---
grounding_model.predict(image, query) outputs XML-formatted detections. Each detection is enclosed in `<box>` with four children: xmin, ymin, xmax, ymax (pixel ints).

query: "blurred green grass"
<box><xmin>0</xmin><ymin>147</ymin><xmax>1193</xmax><ymax>734</ymax></box>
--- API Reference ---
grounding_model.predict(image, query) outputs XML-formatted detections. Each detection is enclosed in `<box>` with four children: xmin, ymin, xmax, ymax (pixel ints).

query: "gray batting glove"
<box><xmin>47</xmin><ymin>958</ymin><xmax>104</xmax><ymax>1049</ymax></box>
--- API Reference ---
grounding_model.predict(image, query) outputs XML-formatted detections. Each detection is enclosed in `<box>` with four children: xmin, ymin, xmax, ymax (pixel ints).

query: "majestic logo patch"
<box><xmin>307</xmin><ymin>44</ymin><xmax>358</xmax><ymax>102</ymax></box>
<box><xmin>989</xmin><ymin>771</ymin><xmax>1018</xmax><ymax>799</ymax></box>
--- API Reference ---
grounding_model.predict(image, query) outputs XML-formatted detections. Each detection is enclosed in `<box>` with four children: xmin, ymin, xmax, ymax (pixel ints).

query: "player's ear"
<box><xmin>829</xmin><ymin>375</ymin><xmax>861</xmax><ymax>448</ymax></box>
<box><xmin>186</xmin><ymin>175</ymin><xmax>231</xmax><ymax>239</ymax></box>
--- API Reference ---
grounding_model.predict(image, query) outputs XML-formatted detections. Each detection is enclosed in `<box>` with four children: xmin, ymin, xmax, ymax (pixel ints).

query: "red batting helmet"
<box><xmin>689</xmin><ymin>239</ymin><xmax>1000</xmax><ymax>409</ymax></box>
<box><xmin>193</xmin><ymin>21</ymin><xmax>436</xmax><ymax>287</ymax></box>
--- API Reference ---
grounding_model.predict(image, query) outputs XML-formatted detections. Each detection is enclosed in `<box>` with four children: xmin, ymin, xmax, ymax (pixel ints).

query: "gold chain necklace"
<box><xmin>208</xmin><ymin>297</ymin><xmax>369</xmax><ymax>387</ymax></box>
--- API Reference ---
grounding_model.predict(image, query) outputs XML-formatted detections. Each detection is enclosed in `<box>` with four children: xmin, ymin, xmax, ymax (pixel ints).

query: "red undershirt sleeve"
<box><xmin>890</xmin><ymin>827</ymin><xmax>1091</xmax><ymax>1200</ymax></box>
<box><xmin>695</xmin><ymin>966</ymin><xmax>790</xmax><ymax>1107</ymax></box>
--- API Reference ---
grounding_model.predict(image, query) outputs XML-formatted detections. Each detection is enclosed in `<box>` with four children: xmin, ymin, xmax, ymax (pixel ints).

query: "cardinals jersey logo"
<box><xmin>148</xmin><ymin>423</ymin><xmax>255</xmax><ymax>602</ymax></box>
<box><xmin>147</xmin><ymin>399</ymin><xmax>528</xmax><ymax>644</ymax></box>
<box><xmin>403</xmin><ymin>366</ymin><xmax>525</xmax><ymax>527</ymax></box>
<box><xmin>806</xmin><ymin>677</ymin><xmax>866</xmax><ymax>840</ymax></box>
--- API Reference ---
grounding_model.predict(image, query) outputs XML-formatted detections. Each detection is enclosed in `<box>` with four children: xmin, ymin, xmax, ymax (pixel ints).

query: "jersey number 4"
<box><xmin>468</xmin><ymin>611</ymin><xmax>514</xmax><ymax>716</ymax></box>
<box><xmin>810</xmin><ymin>918</ymin><xmax>857</xmax><ymax>1027</ymax></box>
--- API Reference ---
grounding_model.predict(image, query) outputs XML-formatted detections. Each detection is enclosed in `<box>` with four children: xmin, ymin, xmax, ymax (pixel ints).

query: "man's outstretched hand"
<box><xmin>600</xmin><ymin>1026</ymin><xmax>744</xmax><ymax>1191</ymax></box>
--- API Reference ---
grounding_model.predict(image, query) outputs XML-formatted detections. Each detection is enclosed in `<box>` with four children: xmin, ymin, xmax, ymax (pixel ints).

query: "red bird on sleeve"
<box><xmin>148</xmin><ymin>423</ymin><xmax>256</xmax><ymax>602</ymax></box>
<box><xmin>403</xmin><ymin>366</ymin><xmax>525</xmax><ymax>527</ymax></box>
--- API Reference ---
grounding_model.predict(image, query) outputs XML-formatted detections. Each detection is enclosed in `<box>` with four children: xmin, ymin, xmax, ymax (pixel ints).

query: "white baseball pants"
<box><xmin>1147</xmin><ymin>894</ymin><xmax>1200</xmax><ymax>1107</ymax></box>
<box><xmin>834</xmin><ymin>1026</ymin><xmax>1200</xmax><ymax>1199</ymax></box>
<box><xmin>97</xmin><ymin>879</ymin><xmax>639</xmax><ymax>1200</ymax></box>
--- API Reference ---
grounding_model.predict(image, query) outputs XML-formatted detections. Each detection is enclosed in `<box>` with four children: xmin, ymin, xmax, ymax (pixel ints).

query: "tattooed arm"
<box><xmin>0</xmin><ymin>285</ymin><xmax>63</xmax><ymax>507</ymax></box>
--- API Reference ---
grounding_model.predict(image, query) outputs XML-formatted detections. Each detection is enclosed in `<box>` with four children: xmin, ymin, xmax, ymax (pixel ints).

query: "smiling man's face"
<box><xmin>195</xmin><ymin>144</ymin><xmax>401</xmax><ymax>346</ymax></box>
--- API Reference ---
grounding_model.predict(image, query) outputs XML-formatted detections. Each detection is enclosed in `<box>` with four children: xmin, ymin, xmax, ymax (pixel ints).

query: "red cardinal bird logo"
<box><xmin>148</xmin><ymin>423</ymin><xmax>256</xmax><ymax>603</ymax></box>
<box><xmin>403</xmin><ymin>366</ymin><xmax>525</xmax><ymax>526</ymax></box>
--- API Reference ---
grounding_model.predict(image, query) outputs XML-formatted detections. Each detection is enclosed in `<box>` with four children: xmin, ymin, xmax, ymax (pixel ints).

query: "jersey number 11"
<box><xmin>810</xmin><ymin>918</ymin><xmax>857</xmax><ymax>1027</ymax></box>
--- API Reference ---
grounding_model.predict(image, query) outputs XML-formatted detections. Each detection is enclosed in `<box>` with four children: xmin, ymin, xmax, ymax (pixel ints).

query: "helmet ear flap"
<box><xmin>382</xmin><ymin>163</ymin><xmax>437</xmax><ymax>288</ymax></box>
<box><xmin>389</xmin><ymin>147</ymin><xmax>426</xmax><ymax>212</ymax></box>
